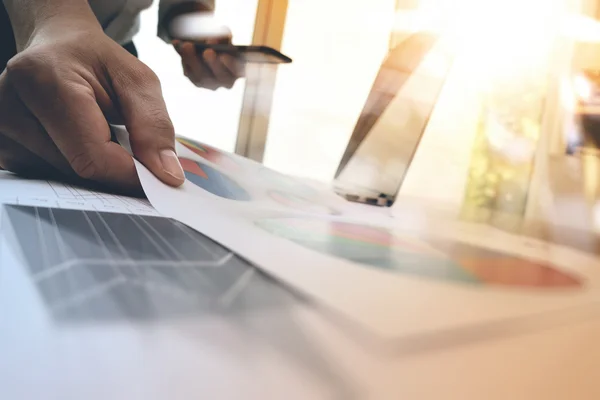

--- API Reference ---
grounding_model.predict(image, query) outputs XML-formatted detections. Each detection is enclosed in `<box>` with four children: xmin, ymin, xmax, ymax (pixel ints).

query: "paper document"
<box><xmin>0</xmin><ymin>171</ymin><xmax>158</xmax><ymax>215</ymax></box>
<box><xmin>134</xmin><ymin>135</ymin><xmax>600</xmax><ymax>340</ymax></box>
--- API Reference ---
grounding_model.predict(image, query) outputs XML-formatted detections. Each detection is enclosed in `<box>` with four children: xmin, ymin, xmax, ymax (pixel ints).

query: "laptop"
<box><xmin>334</xmin><ymin>32</ymin><xmax>454</xmax><ymax>206</ymax></box>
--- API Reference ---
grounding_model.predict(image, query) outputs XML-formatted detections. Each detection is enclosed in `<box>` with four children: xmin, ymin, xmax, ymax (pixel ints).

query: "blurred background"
<box><xmin>137</xmin><ymin>0</ymin><xmax>600</xmax><ymax>231</ymax></box>
<box><xmin>137</xmin><ymin>0</ymin><xmax>396</xmax><ymax>180</ymax></box>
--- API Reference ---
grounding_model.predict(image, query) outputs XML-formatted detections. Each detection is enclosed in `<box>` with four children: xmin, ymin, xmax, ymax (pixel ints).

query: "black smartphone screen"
<box><xmin>193</xmin><ymin>44</ymin><xmax>292</xmax><ymax>64</ymax></box>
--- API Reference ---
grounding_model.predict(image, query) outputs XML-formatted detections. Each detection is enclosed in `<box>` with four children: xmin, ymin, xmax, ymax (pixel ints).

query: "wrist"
<box><xmin>3</xmin><ymin>0</ymin><xmax>100</xmax><ymax>51</ymax></box>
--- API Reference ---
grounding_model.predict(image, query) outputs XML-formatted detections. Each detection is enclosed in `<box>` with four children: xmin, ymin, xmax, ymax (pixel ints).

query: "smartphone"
<box><xmin>193</xmin><ymin>44</ymin><xmax>292</xmax><ymax>64</ymax></box>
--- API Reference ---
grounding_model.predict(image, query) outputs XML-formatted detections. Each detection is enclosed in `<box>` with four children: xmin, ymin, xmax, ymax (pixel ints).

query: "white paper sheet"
<box><xmin>0</xmin><ymin>171</ymin><xmax>158</xmax><ymax>216</ymax></box>
<box><xmin>134</xmin><ymin>136</ymin><xmax>600</xmax><ymax>340</ymax></box>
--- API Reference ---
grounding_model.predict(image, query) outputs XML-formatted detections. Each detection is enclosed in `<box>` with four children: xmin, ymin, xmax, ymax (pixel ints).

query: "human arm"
<box><xmin>158</xmin><ymin>0</ymin><xmax>244</xmax><ymax>90</ymax></box>
<box><xmin>0</xmin><ymin>0</ymin><xmax>185</xmax><ymax>193</ymax></box>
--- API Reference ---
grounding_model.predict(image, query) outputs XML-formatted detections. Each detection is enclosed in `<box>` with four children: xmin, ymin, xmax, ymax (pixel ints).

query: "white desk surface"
<box><xmin>1</xmin><ymin>173</ymin><xmax>599</xmax><ymax>399</ymax></box>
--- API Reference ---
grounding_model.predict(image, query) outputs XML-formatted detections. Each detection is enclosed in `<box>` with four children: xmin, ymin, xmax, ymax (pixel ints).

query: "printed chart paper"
<box><xmin>136</xmin><ymin>137</ymin><xmax>600</xmax><ymax>340</ymax></box>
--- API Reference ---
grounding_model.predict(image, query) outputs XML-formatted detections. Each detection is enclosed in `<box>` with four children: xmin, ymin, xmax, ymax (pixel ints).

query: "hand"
<box><xmin>0</xmin><ymin>16</ymin><xmax>185</xmax><ymax>195</ymax></box>
<box><xmin>174</xmin><ymin>38</ymin><xmax>245</xmax><ymax>91</ymax></box>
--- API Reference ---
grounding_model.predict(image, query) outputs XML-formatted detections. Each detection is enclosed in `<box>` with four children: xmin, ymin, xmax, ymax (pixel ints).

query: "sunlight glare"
<box><xmin>394</xmin><ymin>0</ymin><xmax>565</xmax><ymax>82</ymax></box>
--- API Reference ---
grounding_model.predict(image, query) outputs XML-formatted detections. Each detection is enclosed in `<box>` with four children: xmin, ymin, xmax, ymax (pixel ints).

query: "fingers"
<box><xmin>0</xmin><ymin>134</ymin><xmax>63</xmax><ymax>180</ymax></box>
<box><xmin>0</xmin><ymin>74</ymin><xmax>73</xmax><ymax>175</ymax></box>
<box><xmin>177</xmin><ymin>42</ymin><xmax>217</xmax><ymax>89</ymax></box>
<box><xmin>5</xmin><ymin>55</ymin><xmax>142</xmax><ymax>192</ymax></box>
<box><xmin>0</xmin><ymin>132</ymin><xmax>143</xmax><ymax>197</ymax></box>
<box><xmin>203</xmin><ymin>49</ymin><xmax>237</xmax><ymax>89</ymax></box>
<box><xmin>108</xmin><ymin>60</ymin><xmax>185</xmax><ymax>187</ymax></box>
<box><xmin>176</xmin><ymin>41</ymin><xmax>240</xmax><ymax>90</ymax></box>
<box><xmin>220</xmin><ymin>53</ymin><xmax>246</xmax><ymax>79</ymax></box>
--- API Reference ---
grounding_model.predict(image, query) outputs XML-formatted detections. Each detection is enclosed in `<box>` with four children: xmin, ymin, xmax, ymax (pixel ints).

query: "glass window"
<box><xmin>262</xmin><ymin>0</ymin><xmax>397</xmax><ymax>182</ymax></box>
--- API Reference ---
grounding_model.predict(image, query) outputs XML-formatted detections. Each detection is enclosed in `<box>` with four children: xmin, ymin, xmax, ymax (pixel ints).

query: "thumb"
<box><xmin>110</xmin><ymin>61</ymin><xmax>185</xmax><ymax>187</ymax></box>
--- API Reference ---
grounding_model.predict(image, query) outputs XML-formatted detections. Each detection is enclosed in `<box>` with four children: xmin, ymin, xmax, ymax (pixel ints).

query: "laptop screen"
<box><xmin>334</xmin><ymin>33</ymin><xmax>454</xmax><ymax>205</ymax></box>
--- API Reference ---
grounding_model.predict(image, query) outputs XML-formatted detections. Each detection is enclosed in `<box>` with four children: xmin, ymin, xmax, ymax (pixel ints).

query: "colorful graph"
<box><xmin>180</xmin><ymin>158</ymin><xmax>251</xmax><ymax>201</ymax></box>
<box><xmin>177</xmin><ymin>137</ymin><xmax>243</xmax><ymax>172</ymax></box>
<box><xmin>178</xmin><ymin>137</ymin><xmax>342</xmax><ymax>214</ymax></box>
<box><xmin>255</xmin><ymin>218</ymin><xmax>582</xmax><ymax>288</ymax></box>
<box><xmin>267</xmin><ymin>190</ymin><xmax>341</xmax><ymax>215</ymax></box>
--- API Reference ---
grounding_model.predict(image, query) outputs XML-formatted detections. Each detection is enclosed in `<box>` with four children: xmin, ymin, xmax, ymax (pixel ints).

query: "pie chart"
<box><xmin>180</xmin><ymin>158</ymin><xmax>251</xmax><ymax>201</ymax></box>
<box><xmin>255</xmin><ymin>218</ymin><xmax>582</xmax><ymax>288</ymax></box>
<box><xmin>178</xmin><ymin>137</ymin><xmax>242</xmax><ymax>172</ymax></box>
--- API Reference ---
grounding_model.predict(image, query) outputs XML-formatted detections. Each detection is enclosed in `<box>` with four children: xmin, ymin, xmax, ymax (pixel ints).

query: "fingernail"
<box><xmin>159</xmin><ymin>149</ymin><xmax>185</xmax><ymax>182</ymax></box>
